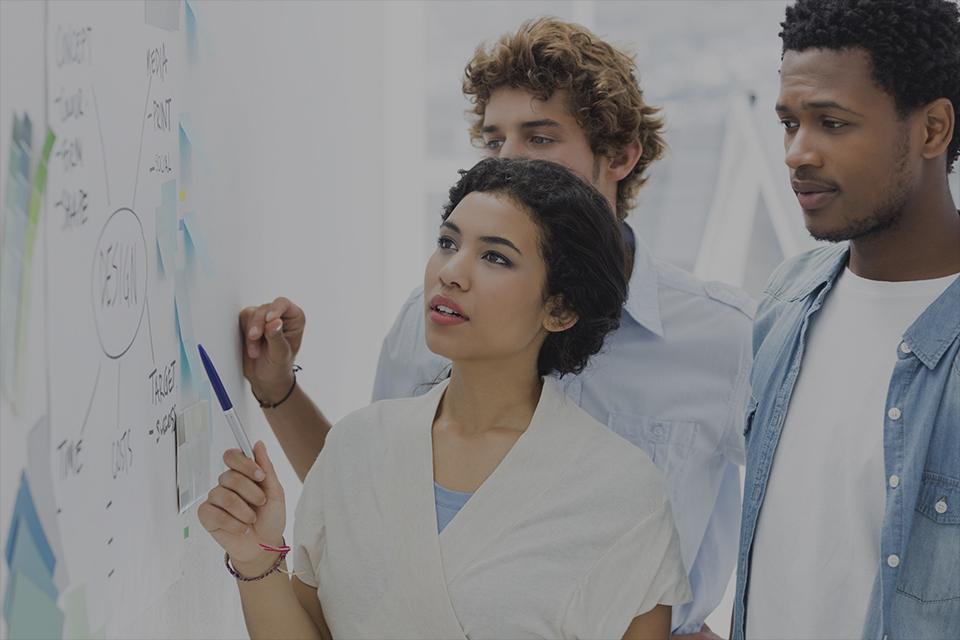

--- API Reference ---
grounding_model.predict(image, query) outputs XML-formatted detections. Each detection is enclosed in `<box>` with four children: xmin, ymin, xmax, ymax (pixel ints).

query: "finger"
<box><xmin>253</xmin><ymin>441</ymin><xmax>285</xmax><ymax>500</ymax></box>
<box><xmin>198</xmin><ymin>500</ymin><xmax>249</xmax><ymax>536</ymax></box>
<box><xmin>207</xmin><ymin>485</ymin><xmax>258</xmax><ymax>526</ymax></box>
<box><xmin>239</xmin><ymin>306</ymin><xmax>262</xmax><ymax>360</ymax></box>
<box><xmin>266</xmin><ymin>297</ymin><xmax>300</xmax><ymax>324</ymax></box>
<box><xmin>219</xmin><ymin>469</ymin><xmax>267</xmax><ymax>506</ymax></box>
<box><xmin>223</xmin><ymin>448</ymin><xmax>266</xmax><ymax>482</ymax></box>
<box><xmin>246</xmin><ymin>303</ymin><xmax>272</xmax><ymax>346</ymax></box>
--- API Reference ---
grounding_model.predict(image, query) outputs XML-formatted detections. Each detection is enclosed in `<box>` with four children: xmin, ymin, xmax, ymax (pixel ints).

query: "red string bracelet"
<box><xmin>224</xmin><ymin>538</ymin><xmax>292</xmax><ymax>582</ymax></box>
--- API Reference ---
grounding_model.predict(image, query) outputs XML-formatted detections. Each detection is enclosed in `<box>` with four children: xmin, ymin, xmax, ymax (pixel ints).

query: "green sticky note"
<box><xmin>183</xmin><ymin>526</ymin><xmax>189</xmax><ymax>539</ymax></box>
<box><xmin>5</xmin><ymin>570</ymin><xmax>64</xmax><ymax>640</ymax></box>
<box><xmin>62</xmin><ymin>586</ymin><xmax>95</xmax><ymax>640</ymax></box>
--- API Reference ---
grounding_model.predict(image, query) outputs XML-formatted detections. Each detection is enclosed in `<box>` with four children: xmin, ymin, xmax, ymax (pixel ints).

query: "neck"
<box><xmin>439</xmin><ymin>357</ymin><xmax>543</xmax><ymax>436</ymax></box>
<box><xmin>848</xmin><ymin>179</ymin><xmax>960</xmax><ymax>281</ymax></box>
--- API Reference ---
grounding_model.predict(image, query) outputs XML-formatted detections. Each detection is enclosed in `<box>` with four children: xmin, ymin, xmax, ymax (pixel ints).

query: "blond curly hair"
<box><xmin>463</xmin><ymin>17</ymin><xmax>666</xmax><ymax>220</ymax></box>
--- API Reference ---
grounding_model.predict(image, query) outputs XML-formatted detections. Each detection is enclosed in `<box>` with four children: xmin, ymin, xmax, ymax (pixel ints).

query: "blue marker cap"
<box><xmin>198</xmin><ymin>344</ymin><xmax>233</xmax><ymax>411</ymax></box>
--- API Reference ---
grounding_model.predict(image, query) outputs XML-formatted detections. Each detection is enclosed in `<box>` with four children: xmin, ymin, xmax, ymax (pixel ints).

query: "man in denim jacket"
<box><xmin>732</xmin><ymin>1</ymin><xmax>960</xmax><ymax>638</ymax></box>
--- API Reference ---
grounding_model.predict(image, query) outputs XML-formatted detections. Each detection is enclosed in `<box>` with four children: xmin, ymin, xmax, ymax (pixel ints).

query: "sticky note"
<box><xmin>181</xmin><ymin>211</ymin><xmax>214</xmax><ymax>275</ymax></box>
<box><xmin>5</xmin><ymin>473</ymin><xmax>54</xmax><ymax>574</ymax></box>
<box><xmin>3</xmin><ymin>570</ymin><xmax>64</xmax><ymax>640</ymax></box>
<box><xmin>145</xmin><ymin>0</ymin><xmax>180</xmax><ymax>31</ymax></box>
<box><xmin>155</xmin><ymin>179</ymin><xmax>177</xmax><ymax>275</ymax></box>
<box><xmin>7</xmin><ymin>517</ymin><xmax>58</xmax><ymax>605</ymax></box>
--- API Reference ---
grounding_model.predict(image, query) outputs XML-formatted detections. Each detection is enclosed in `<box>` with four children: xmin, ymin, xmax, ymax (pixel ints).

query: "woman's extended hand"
<box><xmin>199</xmin><ymin>441</ymin><xmax>286</xmax><ymax>568</ymax></box>
<box><xmin>238</xmin><ymin>297</ymin><xmax>305</xmax><ymax>405</ymax></box>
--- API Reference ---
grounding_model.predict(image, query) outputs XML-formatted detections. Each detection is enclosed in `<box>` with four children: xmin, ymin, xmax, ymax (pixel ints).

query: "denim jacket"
<box><xmin>733</xmin><ymin>244</ymin><xmax>960</xmax><ymax>640</ymax></box>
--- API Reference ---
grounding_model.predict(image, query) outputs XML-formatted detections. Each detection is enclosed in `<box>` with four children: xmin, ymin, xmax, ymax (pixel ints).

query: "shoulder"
<box><xmin>326</xmin><ymin>392</ymin><xmax>430</xmax><ymax>451</ymax></box>
<box><xmin>762</xmin><ymin>244</ymin><xmax>847</xmax><ymax>302</ymax></box>
<box><xmin>653</xmin><ymin>259</ymin><xmax>757</xmax><ymax>322</ymax></box>
<box><xmin>555</xmin><ymin>393</ymin><xmax>668</xmax><ymax>514</ymax></box>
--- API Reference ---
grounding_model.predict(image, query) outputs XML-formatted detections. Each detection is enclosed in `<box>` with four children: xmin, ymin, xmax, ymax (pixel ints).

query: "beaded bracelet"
<box><xmin>224</xmin><ymin>539</ymin><xmax>292</xmax><ymax>582</ymax></box>
<box><xmin>251</xmin><ymin>365</ymin><xmax>301</xmax><ymax>409</ymax></box>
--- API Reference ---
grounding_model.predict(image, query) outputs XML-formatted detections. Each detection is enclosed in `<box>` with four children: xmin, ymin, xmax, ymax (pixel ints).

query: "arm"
<box><xmin>623</xmin><ymin>605</ymin><xmax>672</xmax><ymax>640</ymax></box>
<box><xmin>240</xmin><ymin>298</ymin><xmax>330</xmax><ymax>481</ymax></box>
<box><xmin>199</xmin><ymin>442</ymin><xmax>329</xmax><ymax>639</ymax></box>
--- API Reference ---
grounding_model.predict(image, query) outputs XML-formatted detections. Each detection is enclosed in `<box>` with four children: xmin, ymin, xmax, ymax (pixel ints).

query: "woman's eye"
<box><xmin>437</xmin><ymin>236</ymin><xmax>456</xmax><ymax>250</ymax></box>
<box><xmin>779</xmin><ymin>120</ymin><xmax>798</xmax><ymax>132</ymax></box>
<box><xmin>823</xmin><ymin>119</ymin><xmax>846</xmax><ymax>130</ymax></box>
<box><xmin>483</xmin><ymin>251</ymin><xmax>510</xmax><ymax>266</ymax></box>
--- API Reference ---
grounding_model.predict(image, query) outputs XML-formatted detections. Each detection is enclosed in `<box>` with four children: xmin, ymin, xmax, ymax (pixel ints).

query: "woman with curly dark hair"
<box><xmin>199</xmin><ymin>158</ymin><xmax>690</xmax><ymax>639</ymax></box>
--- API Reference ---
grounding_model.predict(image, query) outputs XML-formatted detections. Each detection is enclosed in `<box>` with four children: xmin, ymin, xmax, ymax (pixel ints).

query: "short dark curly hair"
<box><xmin>443</xmin><ymin>158</ymin><xmax>628</xmax><ymax>377</ymax></box>
<box><xmin>780</xmin><ymin>0</ymin><xmax>960</xmax><ymax>173</ymax></box>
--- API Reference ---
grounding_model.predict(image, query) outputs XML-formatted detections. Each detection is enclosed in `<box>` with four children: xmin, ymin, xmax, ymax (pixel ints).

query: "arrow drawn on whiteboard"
<box><xmin>78</xmin><ymin>361</ymin><xmax>102</xmax><ymax>437</ymax></box>
<box><xmin>91</xmin><ymin>84</ymin><xmax>111</xmax><ymax>206</ymax></box>
<box><xmin>132</xmin><ymin>73</ymin><xmax>154</xmax><ymax>208</ymax></box>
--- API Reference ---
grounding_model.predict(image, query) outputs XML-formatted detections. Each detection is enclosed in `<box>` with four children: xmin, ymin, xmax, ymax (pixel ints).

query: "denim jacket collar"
<box><xmin>777</xmin><ymin>241</ymin><xmax>960</xmax><ymax>369</ymax></box>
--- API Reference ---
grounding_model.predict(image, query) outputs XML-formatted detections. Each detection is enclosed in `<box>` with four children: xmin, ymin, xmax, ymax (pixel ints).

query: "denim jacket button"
<box><xmin>887</xmin><ymin>407</ymin><xmax>902</xmax><ymax>421</ymax></box>
<box><xmin>888</xmin><ymin>475</ymin><xmax>900</xmax><ymax>488</ymax></box>
<box><xmin>887</xmin><ymin>554</ymin><xmax>900</xmax><ymax>568</ymax></box>
<box><xmin>899</xmin><ymin>341</ymin><xmax>912</xmax><ymax>354</ymax></box>
<box><xmin>935</xmin><ymin>499</ymin><xmax>948</xmax><ymax>514</ymax></box>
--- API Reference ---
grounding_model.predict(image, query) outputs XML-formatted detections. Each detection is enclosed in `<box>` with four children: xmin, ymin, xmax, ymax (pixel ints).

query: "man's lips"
<box><xmin>792</xmin><ymin>179</ymin><xmax>840</xmax><ymax>210</ymax></box>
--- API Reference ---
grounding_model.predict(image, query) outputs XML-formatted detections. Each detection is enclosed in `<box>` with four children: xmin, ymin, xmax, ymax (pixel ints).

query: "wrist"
<box><xmin>250</xmin><ymin>376</ymin><xmax>294</xmax><ymax>406</ymax></box>
<box><xmin>230</xmin><ymin>546</ymin><xmax>286</xmax><ymax>579</ymax></box>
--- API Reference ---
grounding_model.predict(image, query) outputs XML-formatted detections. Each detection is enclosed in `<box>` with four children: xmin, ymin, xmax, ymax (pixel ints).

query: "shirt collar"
<box><xmin>902</xmin><ymin>273</ymin><xmax>960</xmax><ymax>370</ymax></box>
<box><xmin>621</xmin><ymin>222</ymin><xmax>664</xmax><ymax>338</ymax></box>
<box><xmin>808</xmin><ymin>243</ymin><xmax>960</xmax><ymax>370</ymax></box>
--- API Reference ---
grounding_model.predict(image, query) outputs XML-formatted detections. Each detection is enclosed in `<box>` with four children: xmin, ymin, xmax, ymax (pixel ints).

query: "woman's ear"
<box><xmin>543</xmin><ymin>296</ymin><xmax>579</xmax><ymax>333</ymax></box>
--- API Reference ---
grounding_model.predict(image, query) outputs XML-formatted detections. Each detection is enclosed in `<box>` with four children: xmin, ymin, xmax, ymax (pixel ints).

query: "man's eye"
<box><xmin>779</xmin><ymin>120</ymin><xmax>798</xmax><ymax>131</ymax></box>
<box><xmin>484</xmin><ymin>139</ymin><xmax>503</xmax><ymax>150</ymax></box>
<box><xmin>530</xmin><ymin>136</ymin><xmax>552</xmax><ymax>145</ymax></box>
<box><xmin>823</xmin><ymin>119</ymin><xmax>846</xmax><ymax>130</ymax></box>
<box><xmin>483</xmin><ymin>251</ymin><xmax>510</xmax><ymax>266</ymax></box>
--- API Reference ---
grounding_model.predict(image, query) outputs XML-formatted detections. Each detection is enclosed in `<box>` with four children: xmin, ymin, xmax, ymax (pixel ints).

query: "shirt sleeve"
<box><xmin>371</xmin><ymin>286</ymin><xmax>424</xmax><ymax>402</ymax></box>
<box><xmin>292</xmin><ymin>450</ymin><xmax>326</xmax><ymax>588</ymax></box>
<box><xmin>561</xmin><ymin>499</ymin><xmax>693</xmax><ymax>639</ymax></box>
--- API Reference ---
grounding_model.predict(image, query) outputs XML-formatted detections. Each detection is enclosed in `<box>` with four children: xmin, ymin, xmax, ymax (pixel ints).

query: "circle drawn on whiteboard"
<box><xmin>91</xmin><ymin>208</ymin><xmax>148</xmax><ymax>359</ymax></box>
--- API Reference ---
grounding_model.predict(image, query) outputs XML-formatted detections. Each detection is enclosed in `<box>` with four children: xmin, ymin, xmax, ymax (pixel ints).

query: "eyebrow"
<box><xmin>480</xmin><ymin>118</ymin><xmax>563</xmax><ymax>134</ymax></box>
<box><xmin>775</xmin><ymin>100</ymin><xmax>864</xmax><ymax>117</ymax></box>
<box><xmin>440</xmin><ymin>220</ymin><xmax>523</xmax><ymax>255</ymax></box>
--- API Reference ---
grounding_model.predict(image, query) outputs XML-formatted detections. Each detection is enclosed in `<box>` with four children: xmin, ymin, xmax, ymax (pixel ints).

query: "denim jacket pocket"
<box><xmin>896</xmin><ymin>472</ymin><xmax>960</xmax><ymax>603</ymax></box>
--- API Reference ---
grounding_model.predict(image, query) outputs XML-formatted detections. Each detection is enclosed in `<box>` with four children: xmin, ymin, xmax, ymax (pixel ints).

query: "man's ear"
<box><xmin>920</xmin><ymin>97</ymin><xmax>955</xmax><ymax>162</ymax></box>
<box><xmin>603</xmin><ymin>138</ymin><xmax>643</xmax><ymax>182</ymax></box>
<box><xmin>543</xmin><ymin>296</ymin><xmax>579</xmax><ymax>333</ymax></box>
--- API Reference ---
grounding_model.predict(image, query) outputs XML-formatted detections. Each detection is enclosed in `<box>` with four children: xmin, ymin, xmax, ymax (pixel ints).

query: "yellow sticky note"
<box><xmin>179</xmin><ymin>190</ymin><xmax>186</xmax><ymax>202</ymax></box>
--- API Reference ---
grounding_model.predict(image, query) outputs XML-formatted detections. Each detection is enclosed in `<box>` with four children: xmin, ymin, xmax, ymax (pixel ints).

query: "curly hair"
<box><xmin>781</xmin><ymin>0</ymin><xmax>960</xmax><ymax>173</ymax></box>
<box><xmin>442</xmin><ymin>158</ymin><xmax>628</xmax><ymax>377</ymax></box>
<box><xmin>462</xmin><ymin>17</ymin><xmax>666</xmax><ymax>220</ymax></box>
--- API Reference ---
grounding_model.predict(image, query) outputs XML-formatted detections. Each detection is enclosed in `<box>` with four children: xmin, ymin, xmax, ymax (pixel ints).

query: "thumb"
<box><xmin>253</xmin><ymin>441</ymin><xmax>284</xmax><ymax>499</ymax></box>
<box><xmin>263</xmin><ymin>318</ymin><xmax>292</xmax><ymax>364</ymax></box>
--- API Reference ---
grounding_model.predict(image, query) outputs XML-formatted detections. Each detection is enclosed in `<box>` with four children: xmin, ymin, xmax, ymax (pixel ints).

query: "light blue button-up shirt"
<box><xmin>733</xmin><ymin>244</ymin><xmax>960</xmax><ymax>639</ymax></box>
<box><xmin>372</xmin><ymin>225</ymin><xmax>755</xmax><ymax>634</ymax></box>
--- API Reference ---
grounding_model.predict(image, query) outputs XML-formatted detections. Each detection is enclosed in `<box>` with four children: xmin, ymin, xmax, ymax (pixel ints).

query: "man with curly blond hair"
<box><xmin>242</xmin><ymin>18</ymin><xmax>754</xmax><ymax>639</ymax></box>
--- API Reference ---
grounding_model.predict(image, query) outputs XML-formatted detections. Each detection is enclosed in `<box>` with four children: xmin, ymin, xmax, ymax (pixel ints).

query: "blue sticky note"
<box><xmin>175</xmin><ymin>265</ymin><xmax>201</xmax><ymax>392</ymax></box>
<box><xmin>178</xmin><ymin>123</ymin><xmax>193</xmax><ymax>192</ymax></box>
<box><xmin>155</xmin><ymin>179</ymin><xmax>177</xmax><ymax>275</ymax></box>
<box><xmin>4</xmin><ymin>570</ymin><xmax>64</xmax><ymax>640</ymax></box>
<box><xmin>185</xmin><ymin>0</ymin><xmax>199</xmax><ymax>63</ymax></box>
<box><xmin>5</xmin><ymin>473</ymin><xmax>54</xmax><ymax>574</ymax></box>
<box><xmin>181</xmin><ymin>212</ymin><xmax>214</xmax><ymax>275</ymax></box>
<box><xmin>7</xmin><ymin>518</ymin><xmax>58</xmax><ymax>608</ymax></box>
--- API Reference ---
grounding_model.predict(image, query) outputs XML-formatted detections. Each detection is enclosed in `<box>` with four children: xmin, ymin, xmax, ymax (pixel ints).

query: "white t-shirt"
<box><xmin>747</xmin><ymin>268</ymin><xmax>959</xmax><ymax>640</ymax></box>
